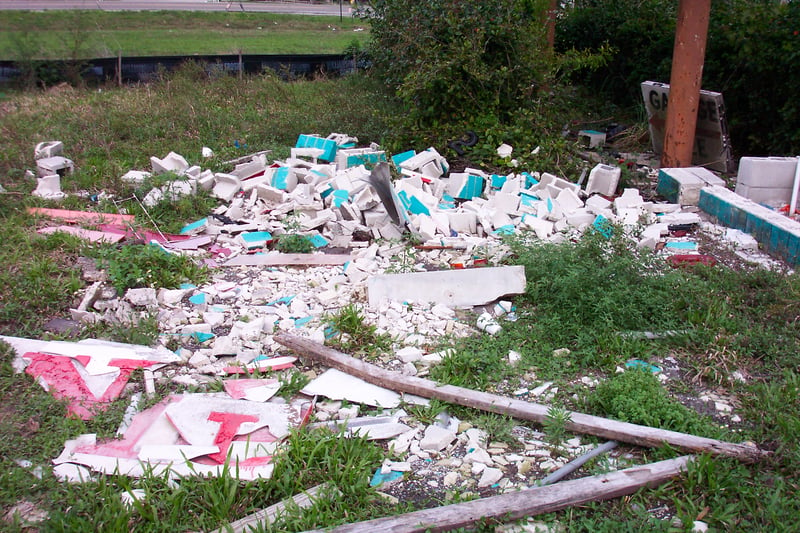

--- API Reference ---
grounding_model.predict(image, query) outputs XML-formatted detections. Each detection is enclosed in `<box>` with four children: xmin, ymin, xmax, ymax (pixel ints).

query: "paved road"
<box><xmin>0</xmin><ymin>0</ymin><xmax>355</xmax><ymax>16</ymax></box>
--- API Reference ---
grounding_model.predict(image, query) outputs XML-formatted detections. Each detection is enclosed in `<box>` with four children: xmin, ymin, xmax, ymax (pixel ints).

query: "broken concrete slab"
<box><xmin>151</xmin><ymin>152</ymin><xmax>189</xmax><ymax>175</ymax></box>
<box><xmin>368</xmin><ymin>265</ymin><xmax>526</xmax><ymax>308</ymax></box>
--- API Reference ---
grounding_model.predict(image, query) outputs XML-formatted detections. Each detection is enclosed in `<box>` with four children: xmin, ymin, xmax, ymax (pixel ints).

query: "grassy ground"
<box><xmin>0</xmin><ymin>73</ymin><xmax>799</xmax><ymax>531</ymax></box>
<box><xmin>0</xmin><ymin>11</ymin><xmax>369</xmax><ymax>58</ymax></box>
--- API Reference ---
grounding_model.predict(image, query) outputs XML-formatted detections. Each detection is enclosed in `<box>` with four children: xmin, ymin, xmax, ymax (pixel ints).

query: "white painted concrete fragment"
<box><xmin>368</xmin><ymin>265</ymin><xmax>526</xmax><ymax>308</ymax></box>
<box><xmin>301</xmin><ymin>368</ymin><xmax>402</xmax><ymax>408</ymax></box>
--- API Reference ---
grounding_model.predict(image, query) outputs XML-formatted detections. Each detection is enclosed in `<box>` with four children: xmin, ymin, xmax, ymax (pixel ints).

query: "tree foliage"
<box><xmin>557</xmin><ymin>0</ymin><xmax>800</xmax><ymax>156</ymax></box>
<box><xmin>364</xmin><ymin>0</ymin><xmax>551</xmax><ymax>127</ymax></box>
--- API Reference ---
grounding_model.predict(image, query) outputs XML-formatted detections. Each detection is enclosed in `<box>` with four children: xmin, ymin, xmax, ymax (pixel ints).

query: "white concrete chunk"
<box><xmin>368</xmin><ymin>265</ymin><xmax>526</xmax><ymax>308</ymax></box>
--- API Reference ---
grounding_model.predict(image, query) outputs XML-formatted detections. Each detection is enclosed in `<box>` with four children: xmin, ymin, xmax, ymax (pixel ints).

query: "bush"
<box><xmin>365</xmin><ymin>0</ymin><xmax>550</xmax><ymax>129</ymax></box>
<box><xmin>97</xmin><ymin>243</ymin><xmax>209</xmax><ymax>294</ymax></box>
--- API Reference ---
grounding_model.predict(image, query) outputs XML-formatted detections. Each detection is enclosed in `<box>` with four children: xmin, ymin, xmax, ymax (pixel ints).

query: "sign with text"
<box><xmin>641</xmin><ymin>81</ymin><xmax>733</xmax><ymax>173</ymax></box>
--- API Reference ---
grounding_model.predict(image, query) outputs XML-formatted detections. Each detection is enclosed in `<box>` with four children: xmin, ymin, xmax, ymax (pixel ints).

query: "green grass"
<box><xmin>0</xmin><ymin>11</ymin><xmax>370</xmax><ymax>58</ymax></box>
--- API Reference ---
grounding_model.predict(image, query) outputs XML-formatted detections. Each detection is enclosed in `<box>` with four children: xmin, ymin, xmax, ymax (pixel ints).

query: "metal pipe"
<box><xmin>537</xmin><ymin>440</ymin><xmax>619</xmax><ymax>486</ymax></box>
<box><xmin>661</xmin><ymin>0</ymin><xmax>712</xmax><ymax>168</ymax></box>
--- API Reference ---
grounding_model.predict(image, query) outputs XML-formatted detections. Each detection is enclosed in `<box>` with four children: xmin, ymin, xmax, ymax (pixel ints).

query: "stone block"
<box><xmin>585</xmin><ymin>163</ymin><xmax>621</xmax><ymax>197</ymax></box>
<box><xmin>419</xmin><ymin>425</ymin><xmax>456</xmax><ymax>452</ymax></box>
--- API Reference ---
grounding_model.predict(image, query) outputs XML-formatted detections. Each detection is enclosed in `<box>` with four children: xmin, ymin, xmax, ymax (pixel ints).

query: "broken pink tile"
<box><xmin>223</xmin><ymin>378</ymin><xmax>281</xmax><ymax>402</ymax></box>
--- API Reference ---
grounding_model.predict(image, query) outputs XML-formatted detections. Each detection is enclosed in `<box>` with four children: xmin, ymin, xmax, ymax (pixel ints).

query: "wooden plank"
<box><xmin>274</xmin><ymin>334</ymin><xmax>768</xmax><ymax>463</ymax></box>
<box><xmin>224</xmin><ymin>253</ymin><xmax>351</xmax><ymax>267</ymax></box>
<box><xmin>302</xmin><ymin>456</ymin><xmax>692</xmax><ymax>533</ymax></box>
<box><xmin>211</xmin><ymin>482</ymin><xmax>338</xmax><ymax>533</ymax></box>
<box><xmin>27</xmin><ymin>207</ymin><xmax>135</xmax><ymax>225</ymax></box>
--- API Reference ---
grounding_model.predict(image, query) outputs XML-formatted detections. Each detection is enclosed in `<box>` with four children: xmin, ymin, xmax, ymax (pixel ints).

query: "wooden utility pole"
<box><xmin>661</xmin><ymin>0</ymin><xmax>712</xmax><ymax>168</ymax></box>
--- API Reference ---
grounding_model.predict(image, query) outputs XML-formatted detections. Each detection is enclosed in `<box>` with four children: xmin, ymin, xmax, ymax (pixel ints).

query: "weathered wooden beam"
<box><xmin>302</xmin><ymin>456</ymin><xmax>693</xmax><ymax>533</ymax></box>
<box><xmin>275</xmin><ymin>334</ymin><xmax>767</xmax><ymax>463</ymax></box>
<box><xmin>211</xmin><ymin>482</ymin><xmax>339</xmax><ymax>533</ymax></box>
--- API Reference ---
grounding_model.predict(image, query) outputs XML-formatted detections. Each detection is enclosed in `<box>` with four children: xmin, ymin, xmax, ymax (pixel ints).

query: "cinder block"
<box><xmin>585</xmin><ymin>164</ymin><xmax>621</xmax><ymax>197</ymax></box>
<box><xmin>737</xmin><ymin>156</ymin><xmax>798</xmax><ymax>188</ymax></box>
<box><xmin>36</xmin><ymin>156</ymin><xmax>74</xmax><ymax>178</ymax></box>
<box><xmin>295</xmin><ymin>134</ymin><xmax>338</xmax><ymax>162</ymax></box>
<box><xmin>34</xmin><ymin>141</ymin><xmax>63</xmax><ymax>160</ymax></box>
<box><xmin>578</xmin><ymin>130</ymin><xmax>606</xmax><ymax>149</ymax></box>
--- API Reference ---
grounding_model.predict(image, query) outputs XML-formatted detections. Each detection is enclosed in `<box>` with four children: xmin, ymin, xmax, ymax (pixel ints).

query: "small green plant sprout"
<box><xmin>323</xmin><ymin>303</ymin><xmax>393</xmax><ymax>357</ymax></box>
<box><xmin>278</xmin><ymin>370</ymin><xmax>311</xmax><ymax>400</ymax></box>
<box><xmin>95</xmin><ymin>242</ymin><xmax>209</xmax><ymax>294</ymax></box>
<box><xmin>275</xmin><ymin>233</ymin><xmax>315</xmax><ymax>254</ymax></box>
<box><xmin>543</xmin><ymin>405</ymin><xmax>573</xmax><ymax>453</ymax></box>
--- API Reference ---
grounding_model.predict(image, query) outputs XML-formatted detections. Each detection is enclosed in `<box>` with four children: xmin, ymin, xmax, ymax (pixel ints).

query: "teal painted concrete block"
<box><xmin>295</xmin><ymin>134</ymin><xmax>338</xmax><ymax>162</ymax></box>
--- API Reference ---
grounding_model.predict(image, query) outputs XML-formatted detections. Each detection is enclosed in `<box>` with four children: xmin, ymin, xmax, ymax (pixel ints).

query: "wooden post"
<box><xmin>238</xmin><ymin>48</ymin><xmax>243</xmax><ymax>80</ymax></box>
<box><xmin>275</xmin><ymin>334</ymin><xmax>768</xmax><ymax>463</ymax></box>
<box><xmin>117</xmin><ymin>51</ymin><xmax>122</xmax><ymax>87</ymax></box>
<box><xmin>661</xmin><ymin>0</ymin><xmax>712</xmax><ymax>168</ymax></box>
<box><xmin>301</xmin><ymin>457</ymin><xmax>693</xmax><ymax>533</ymax></box>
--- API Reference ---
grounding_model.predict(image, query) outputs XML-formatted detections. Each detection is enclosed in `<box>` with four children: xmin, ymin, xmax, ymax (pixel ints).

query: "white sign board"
<box><xmin>641</xmin><ymin>81</ymin><xmax>734</xmax><ymax>173</ymax></box>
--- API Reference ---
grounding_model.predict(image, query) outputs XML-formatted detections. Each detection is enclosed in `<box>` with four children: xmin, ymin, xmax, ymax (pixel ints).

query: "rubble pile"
<box><xmin>5</xmin><ymin>133</ymin><xmax>787</xmax><ymax>530</ymax></box>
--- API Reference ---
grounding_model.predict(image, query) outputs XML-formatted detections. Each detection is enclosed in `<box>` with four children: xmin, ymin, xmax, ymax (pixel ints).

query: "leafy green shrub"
<box><xmin>591</xmin><ymin>369</ymin><xmax>713</xmax><ymax>435</ymax></box>
<box><xmin>365</xmin><ymin>0</ymin><xmax>550</xmax><ymax>127</ymax></box>
<box><xmin>97</xmin><ymin>243</ymin><xmax>209</xmax><ymax>294</ymax></box>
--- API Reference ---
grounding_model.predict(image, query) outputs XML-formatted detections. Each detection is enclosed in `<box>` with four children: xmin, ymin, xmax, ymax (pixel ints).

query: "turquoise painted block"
<box><xmin>392</xmin><ymin>150</ymin><xmax>416</xmax><ymax>167</ymax></box>
<box><xmin>493</xmin><ymin>224</ymin><xmax>516</xmax><ymax>235</ymax></box>
<box><xmin>657</xmin><ymin>169</ymin><xmax>680</xmax><ymax>204</ymax></box>
<box><xmin>267</xmin><ymin>295</ymin><xmax>295</xmax><ymax>306</ymax></box>
<box><xmin>180</xmin><ymin>283</ymin><xmax>196</xmax><ymax>290</ymax></box>
<box><xmin>331</xmin><ymin>189</ymin><xmax>349</xmax><ymax>207</ymax></box>
<box><xmin>593</xmin><ymin>214</ymin><xmax>613</xmax><ymax>238</ymax></box>
<box><xmin>490</xmin><ymin>174</ymin><xmax>507</xmax><ymax>189</ymax></box>
<box><xmin>520</xmin><ymin>192</ymin><xmax>539</xmax><ymax>207</ymax></box>
<box><xmin>191</xmin><ymin>332</ymin><xmax>215</xmax><ymax>343</ymax></box>
<box><xmin>410</xmin><ymin>197</ymin><xmax>430</xmax><ymax>215</ymax></box>
<box><xmin>521</xmin><ymin>172</ymin><xmax>539</xmax><ymax>188</ymax></box>
<box><xmin>439</xmin><ymin>193</ymin><xmax>456</xmax><ymax>210</ymax></box>
<box><xmin>272</xmin><ymin>167</ymin><xmax>290</xmax><ymax>190</ymax></box>
<box><xmin>346</xmin><ymin>152</ymin><xmax>386</xmax><ymax>168</ymax></box>
<box><xmin>180</xmin><ymin>218</ymin><xmax>208</xmax><ymax>235</ymax></box>
<box><xmin>294</xmin><ymin>316</ymin><xmax>313</xmax><ymax>327</ymax></box>
<box><xmin>240</xmin><ymin>231</ymin><xmax>272</xmax><ymax>248</ymax></box>
<box><xmin>295</xmin><ymin>134</ymin><xmax>337</xmax><ymax>162</ymax></box>
<box><xmin>456</xmin><ymin>175</ymin><xmax>485</xmax><ymax>200</ymax></box>
<box><xmin>665</xmin><ymin>241</ymin><xmax>698</xmax><ymax>251</ymax></box>
<box><xmin>320</xmin><ymin>186</ymin><xmax>334</xmax><ymax>199</ymax></box>
<box><xmin>189</xmin><ymin>293</ymin><xmax>206</xmax><ymax>305</ymax></box>
<box><xmin>307</xmin><ymin>234</ymin><xmax>329</xmax><ymax>248</ymax></box>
